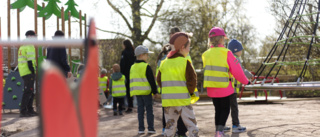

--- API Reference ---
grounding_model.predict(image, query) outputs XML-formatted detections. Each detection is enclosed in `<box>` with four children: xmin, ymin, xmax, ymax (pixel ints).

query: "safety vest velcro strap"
<box><xmin>162</xmin><ymin>81</ymin><xmax>187</xmax><ymax>87</ymax></box>
<box><xmin>162</xmin><ymin>93</ymin><xmax>190</xmax><ymax>99</ymax></box>
<box><xmin>130</xmin><ymin>78</ymin><xmax>148</xmax><ymax>83</ymax></box>
<box><xmin>27</xmin><ymin>57</ymin><xmax>36</xmax><ymax>60</ymax></box>
<box><xmin>113</xmin><ymin>85</ymin><xmax>125</xmax><ymax>88</ymax></box>
<box><xmin>130</xmin><ymin>86</ymin><xmax>150</xmax><ymax>91</ymax></box>
<box><xmin>205</xmin><ymin>65</ymin><xmax>228</xmax><ymax>72</ymax></box>
<box><xmin>113</xmin><ymin>90</ymin><xmax>126</xmax><ymax>94</ymax></box>
<box><xmin>204</xmin><ymin>76</ymin><xmax>230</xmax><ymax>82</ymax></box>
<box><xmin>18</xmin><ymin>61</ymin><xmax>28</xmax><ymax>64</ymax></box>
<box><xmin>194</xmin><ymin>92</ymin><xmax>199</xmax><ymax>97</ymax></box>
<box><xmin>26</xmin><ymin>52</ymin><xmax>35</xmax><ymax>55</ymax></box>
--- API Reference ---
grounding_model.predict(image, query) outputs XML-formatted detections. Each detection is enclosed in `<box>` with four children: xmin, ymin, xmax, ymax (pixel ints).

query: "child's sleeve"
<box><xmin>227</xmin><ymin>51</ymin><xmax>249</xmax><ymax>85</ymax></box>
<box><xmin>146</xmin><ymin>65</ymin><xmax>158</xmax><ymax>95</ymax></box>
<box><xmin>109</xmin><ymin>79</ymin><xmax>112</xmax><ymax>94</ymax></box>
<box><xmin>185</xmin><ymin>60</ymin><xmax>196</xmax><ymax>94</ymax></box>
<box><xmin>156</xmin><ymin>70</ymin><xmax>162</xmax><ymax>88</ymax></box>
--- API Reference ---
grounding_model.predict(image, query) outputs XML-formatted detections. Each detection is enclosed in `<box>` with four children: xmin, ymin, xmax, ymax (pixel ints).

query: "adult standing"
<box><xmin>46</xmin><ymin>30</ymin><xmax>71</xmax><ymax>78</ymax></box>
<box><xmin>18</xmin><ymin>30</ymin><xmax>38</xmax><ymax>117</ymax></box>
<box><xmin>120</xmin><ymin>39</ymin><xmax>136</xmax><ymax>113</ymax></box>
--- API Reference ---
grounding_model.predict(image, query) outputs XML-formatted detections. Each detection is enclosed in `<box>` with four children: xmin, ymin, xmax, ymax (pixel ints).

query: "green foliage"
<box><xmin>38</xmin><ymin>0</ymin><xmax>62</xmax><ymax>19</ymax></box>
<box><xmin>11</xmin><ymin>0</ymin><xmax>42</xmax><ymax>12</ymax></box>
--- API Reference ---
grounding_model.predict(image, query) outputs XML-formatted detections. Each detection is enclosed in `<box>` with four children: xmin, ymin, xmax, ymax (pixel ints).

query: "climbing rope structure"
<box><xmin>245</xmin><ymin>0</ymin><xmax>320</xmax><ymax>91</ymax></box>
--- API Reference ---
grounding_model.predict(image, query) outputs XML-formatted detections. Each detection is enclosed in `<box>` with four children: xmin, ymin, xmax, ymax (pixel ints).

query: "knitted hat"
<box><xmin>54</xmin><ymin>30</ymin><xmax>65</xmax><ymax>37</ymax></box>
<box><xmin>208</xmin><ymin>27</ymin><xmax>227</xmax><ymax>38</ymax></box>
<box><xmin>25</xmin><ymin>30</ymin><xmax>36</xmax><ymax>36</ymax></box>
<box><xmin>227</xmin><ymin>39</ymin><xmax>243</xmax><ymax>53</ymax></box>
<box><xmin>167</xmin><ymin>32</ymin><xmax>189</xmax><ymax>58</ymax></box>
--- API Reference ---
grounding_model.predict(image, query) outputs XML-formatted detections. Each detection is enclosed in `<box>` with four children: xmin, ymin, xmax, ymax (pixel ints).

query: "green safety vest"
<box><xmin>202</xmin><ymin>47</ymin><xmax>234</xmax><ymax>88</ymax></box>
<box><xmin>111</xmin><ymin>75</ymin><xmax>127</xmax><ymax>97</ymax></box>
<box><xmin>159</xmin><ymin>57</ymin><xmax>191</xmax><ymax>107</ymax></box>
<box><xmin>18</xmin><ymin>45</ymin><xmax>36</xmax><ymax>77</ymax></box>
<box><xmin>98</xmin><ymin>76</ymin><xmax>108</xmax><ymax>91</ymax></box>
<box><xmin>130</xmin><ymin>62</ymin><xmax>151</xmax><ymax>96</ymax></box>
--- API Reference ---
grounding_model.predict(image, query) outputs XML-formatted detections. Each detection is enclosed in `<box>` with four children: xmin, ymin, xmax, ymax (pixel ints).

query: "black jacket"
<box><xmin>134</xmin><ymin>60</ymin><xmax>158</xmax><ymax>95</ymax></box>
<box><xmin>120</xmin><ymin>49</ymin><xmax>136</xmax><ymax>77</ymax></box>
<box><xmin>46</xmin><ymin>47</ymin><xmax>70</xmax><ymax>77</ymax></box>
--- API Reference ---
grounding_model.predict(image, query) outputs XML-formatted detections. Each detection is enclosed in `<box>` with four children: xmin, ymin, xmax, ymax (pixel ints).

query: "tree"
<box><xmin>38</xmin><ymin>0</ymin><xmax>62</xmax><ymax>19</ymax></box>
<box><xmin>158</xmin><ymin>0</ymin><xmax>257</xmax><ymax>69</ymax></box>
<box><xmin>106</xmin><ymin>0</ymin><xmax>165</xmax><ymax>46</ymax></box>
<box><xmin>11</xmin><ymin>0</ymin><xmax>42</xmax><ymax>12</ymax></box>
<box><xmin>64</xmin><ymin>0</ymin><xmax>84</xmax><ymax>20</ymax></box>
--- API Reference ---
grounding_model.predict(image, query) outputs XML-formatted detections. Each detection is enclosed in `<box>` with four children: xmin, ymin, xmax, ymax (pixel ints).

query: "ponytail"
<box><xmin>156</xmin><ymin>44</ymin><xmax>172</xmax><ymax>63</ymax></box>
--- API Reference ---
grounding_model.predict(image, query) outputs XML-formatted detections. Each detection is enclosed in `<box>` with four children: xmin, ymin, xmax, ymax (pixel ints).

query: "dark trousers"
<box><xmin>230</xmin><ymin>93</ymin><xmax>240</xmax><ymax>126</ymax></box>
<box><xmin>162</xmin><ymin>107</ymin><xmax>188</xmax><ymax>135</ymax></box>
<box><xmin>20</xmin><ymin>74</ymin><xmax>35</xmax><ymax>113</ymax></box>
<box><xmin>137</xmin><ymin>95</ymin><xmax>154</xmax><ymax>131</ymax></box>
<box><xmin>212</xmin><ymin>95</ymin><xmax>231</xmax><ymax>132</ymax></box>
<box><xmin>125</xmin><ymin>77</ymin><xmax>133</xmax><ymax>108</ymax></box>
<box><xmin>113</xmin><ymin>97</ymin><xmax>124</xmax><ymax>112</ymax></box>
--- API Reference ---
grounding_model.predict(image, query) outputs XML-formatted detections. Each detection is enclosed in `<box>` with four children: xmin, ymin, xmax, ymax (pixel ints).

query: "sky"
<box><xmin>0</xmin><ymin>0</ymin><xmax>277</xmax><ymax>49</ymax></box>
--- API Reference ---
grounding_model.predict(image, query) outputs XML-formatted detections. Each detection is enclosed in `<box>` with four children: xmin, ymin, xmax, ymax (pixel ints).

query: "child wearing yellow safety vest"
<box><xmin>109</xmin><ymin>64</ymin><xmax>126</xmax><ymax>116</ymax></box>
<box><xmin>157</xmin><ymin>32</ymin><xmax>199</xmax><ymax>137</ymax></box>
<box><xmin>202</xmin><ymin>27</ymin><xmax>250</xmax><ymax>137</ymax></box>
<box><xmin>130</xmin><ymin>45</ymin><xmax>158</xmax><ymax>134</ymax></box>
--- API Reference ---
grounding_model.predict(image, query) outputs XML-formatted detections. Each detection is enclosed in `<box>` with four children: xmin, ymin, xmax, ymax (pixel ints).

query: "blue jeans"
<box><xmin>136</xmin><ymin>95</ymin><xmax>154</xmax><ymax>131</ymax></box>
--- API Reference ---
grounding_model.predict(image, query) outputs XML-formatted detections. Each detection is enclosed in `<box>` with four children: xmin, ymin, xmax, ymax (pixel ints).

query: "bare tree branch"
<box><xmin>141</xmin><ymin>7</ymin><xmax>153</xmax><ymax>16</ymax></box>
<box><xmin>140</xmin><ymin>0</ymin><xmax>148</xmax><ymax>7</ymax></box>
<box><xmin>125</xmin><ymin>0</ymin><xmax>131</xmax><ymax>6</ymax></box>
<box><xmin>146</xmin><ymin>37</ymin><xmax>162</xmax><ymax>45</ymax></box>
<box><xmin>107</xmin><ymin>0</ymin><xmax>133</xmax><ymax>31</ymax></box>
<box><xmin>142</xmin><ymin>0</ymin><xmax>164</xmax><ymax>41</ymax></box>
<box><xmin>141</xmin><ymin>13</ymin><xmax>153</xmax><ymax>18</ymax></box>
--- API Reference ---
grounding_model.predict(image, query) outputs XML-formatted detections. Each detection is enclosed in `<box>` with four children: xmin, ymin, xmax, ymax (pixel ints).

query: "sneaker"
<box><xmin>162</xmin><ymin>128</ymin><xmax>165</xmax><ymax>135</ymax></box>
<box><xmin>215</xmin><ymin>131</ymin><xmax>228</xmax><ymax>137</ymax></box>
<box><xmin>119</xmin><ymin>111</ymin><xmax>123</xmax><ymax>115</ymax></box>
<box><xmin>19</xmin><ymin>112</ymin><xmax>31</xmax><ymax>117</ymax></box>
<box><xmin>223</xmin><ymin>126</ymin><xmax>231</xmax><ymax>132</ymax></box>
<box><xmin>148</xmin><ymin>130</ymin><xmax>156</xmax><ymax>134</ymax></box>
<box><xmin>232</xmin><ymin>125</ymin><xmax>246</xmax><ymax>133</ymax></box>
<box><xmin>28</xmin><ymin>110</ymin><xmax>38</xmax><ymax>116</ymax></box>
<box><xmin>138</xmin><ymin>131</ymin><xmax>144</xmax><ymax>134</ymax></box>
<box><xmin>125</xmin><ymin>108</ymin><xmax>132</xmax><ymax>113</ymax></box>
<box><xmin>113</xmin><ymin>112</ymin><xmax>118</xmax><ymax>116</ymax></box>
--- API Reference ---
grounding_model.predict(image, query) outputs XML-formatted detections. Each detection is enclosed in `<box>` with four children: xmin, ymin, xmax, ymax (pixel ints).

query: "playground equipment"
<box><xmin>0</xmin><ymin>19</ymin><xmax>99</xmax><ymax>137</ymax></box>
<box><xmin>2</xmin><ymin>70</ymin><xmax>24</xmax><ymax>110</ymax></box>
<box><xmin>245</xmin><ymin>0</ymin><xmax>320</xmax><ymax>93</ymax></box>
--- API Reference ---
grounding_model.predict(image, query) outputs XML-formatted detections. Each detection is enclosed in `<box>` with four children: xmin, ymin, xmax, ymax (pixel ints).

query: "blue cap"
<box><xmin>227</xmin><ymin>39</ymin><xmax>243</xmax><ymax>53</ymax></box>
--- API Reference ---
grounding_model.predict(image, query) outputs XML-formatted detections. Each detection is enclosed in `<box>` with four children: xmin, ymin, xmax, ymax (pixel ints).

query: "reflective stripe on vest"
<box><xmin>18</xmin><ymin>45</ymin><xmax>36</xmax><ymax>77</ymax></box>
<box><xmin>202</xmin><ymin>47</ymin><xmax>234</xmax><ymax>88</ymax></box>
<box><xmin>159</xmin><ymin>57</ymin><xmax>191</xmax><ymax>107</ymax></box>
<box><xmin>130</xmin><ymin>62</ymin><xmax>151</xmax><ymax>96</ymax></box>
<box><xmin>112</xmin><ymin>75</ymin><xmax>127</xmax><ymax>97</ymax></box>
<box><xmin>98</xmin><ymin>76</ymin><xmax>108</xmax><ymax>91</ymax></box>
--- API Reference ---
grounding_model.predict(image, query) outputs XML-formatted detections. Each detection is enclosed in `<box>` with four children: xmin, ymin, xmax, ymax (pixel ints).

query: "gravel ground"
<box><xmin>1</xmin><ymin>98</ymin><xmax>320</xmax><ymax>137</ymax></box>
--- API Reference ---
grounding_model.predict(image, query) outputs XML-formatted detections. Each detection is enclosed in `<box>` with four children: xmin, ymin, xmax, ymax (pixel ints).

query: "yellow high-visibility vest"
<box><xmin>98</xmin><ymin>76</ymin><xmax>108</xmax><ymax>91</ymax></box>
<box><xmin>111</xmin><ymin>75</ymin><xmax>126</xmax><ymax>97</ymax></box>
<box><xmin>18</xmin><ymin>45</ymin><xmax>36</xmax><ymax>77</ymax></box>
<box><xmin>130</xmin><ymin>62</ymin><xmax>151</xmax><ymax>96</ymax></box>
<box><xmin>159</xmin><ymin>57</ymin><xmax>191</xmax><ymax>107</ymax></box>
<box><xmin>202</xmin><ymin>47</ymin><xmax>234</xmax><ymax>88</ymax></box>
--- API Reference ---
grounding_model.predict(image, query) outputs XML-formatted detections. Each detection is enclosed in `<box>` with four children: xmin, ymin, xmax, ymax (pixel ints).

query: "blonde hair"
<box><xmin>208</xmin><ymin>36</ymin><xmax>224</xmax><ymax>47</ymax></box>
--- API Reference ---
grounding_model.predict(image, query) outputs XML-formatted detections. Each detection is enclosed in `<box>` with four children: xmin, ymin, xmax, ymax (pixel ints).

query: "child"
<box><xmin>99</xmin><ymin>69</ymin><xmax>109</xmax><ymax>101</ymax></box>
<box><xmin>109</xmin><ymin>64</ymin><xmax>126</xmax><ymax>116</ymax></box>
<box><xmin>202</xmin><ymin>27</ymin><xmax>250</xmax><ymax>137</ymax></box>
<box><xmin>130</xmin><ymin>45</ymin><xmax>158</xmax><ymax>134</ymax></box>
<box><xmin>157</xmin><ymin>32</ymin><xmax>199</xmax><ymax>137</ymax></box>
<box><xmin>224</xmin><ymin>39</ymin><xmax>253</xmax><ymax>133</ymax></box>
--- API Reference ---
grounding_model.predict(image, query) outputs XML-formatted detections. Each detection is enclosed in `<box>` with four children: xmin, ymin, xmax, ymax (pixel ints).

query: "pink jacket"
<box><xmin>206</xmin><ymin>44</ymin><xmax>249</xmax><ymax>98</ymax></box>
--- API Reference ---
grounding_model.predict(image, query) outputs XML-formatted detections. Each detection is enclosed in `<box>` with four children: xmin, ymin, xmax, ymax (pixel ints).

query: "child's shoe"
<box><xmin>119</xmin><ymin>111</ymin><xmax>123</xmax><ymax>115</ymax></box>
<box><xmin>147</xmin><ymin>130</ymin><xmax>156</xmax><ymax>134</ymax></box>
<box><xmin>232</xmin><ymin>125</ymin><xmax>246</xmax><ymax>133</ymax></box>
<box><xmin>138</xmin><ymin>130</ymin><xmax>144</xmax><ymax>134</ymax></box>
<box><xmin>113</xmin><ymin>112</ymin><xmax>118</xmax><ymax>116</ymax></box>
<box><xmin>215</xmin><ymin>131</ymin><xmax>228</xmax><ymax>137</ymax></box>
<box><xmin>223</xmin><ymin>126</ymin><xmax>231</xmax><ymax>132</ymax></box>
<box><xmin>161</xmin><ymin>128</ymin><xmax>165</xmax><ymax>135</ymax></box>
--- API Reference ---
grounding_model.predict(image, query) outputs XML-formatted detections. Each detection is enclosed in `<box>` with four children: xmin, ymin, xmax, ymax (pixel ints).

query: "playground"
<box><xmin>0</xmin><ymin>99</ymin><xmax>319</xmax><ymax>137</ymax></box>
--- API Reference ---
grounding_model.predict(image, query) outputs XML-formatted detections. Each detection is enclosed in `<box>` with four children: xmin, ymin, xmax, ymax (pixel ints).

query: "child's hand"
<box><xmin>153</xmin><ymin>94</ymin><xmax>159</xmax><ymax>99</ymax></box>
